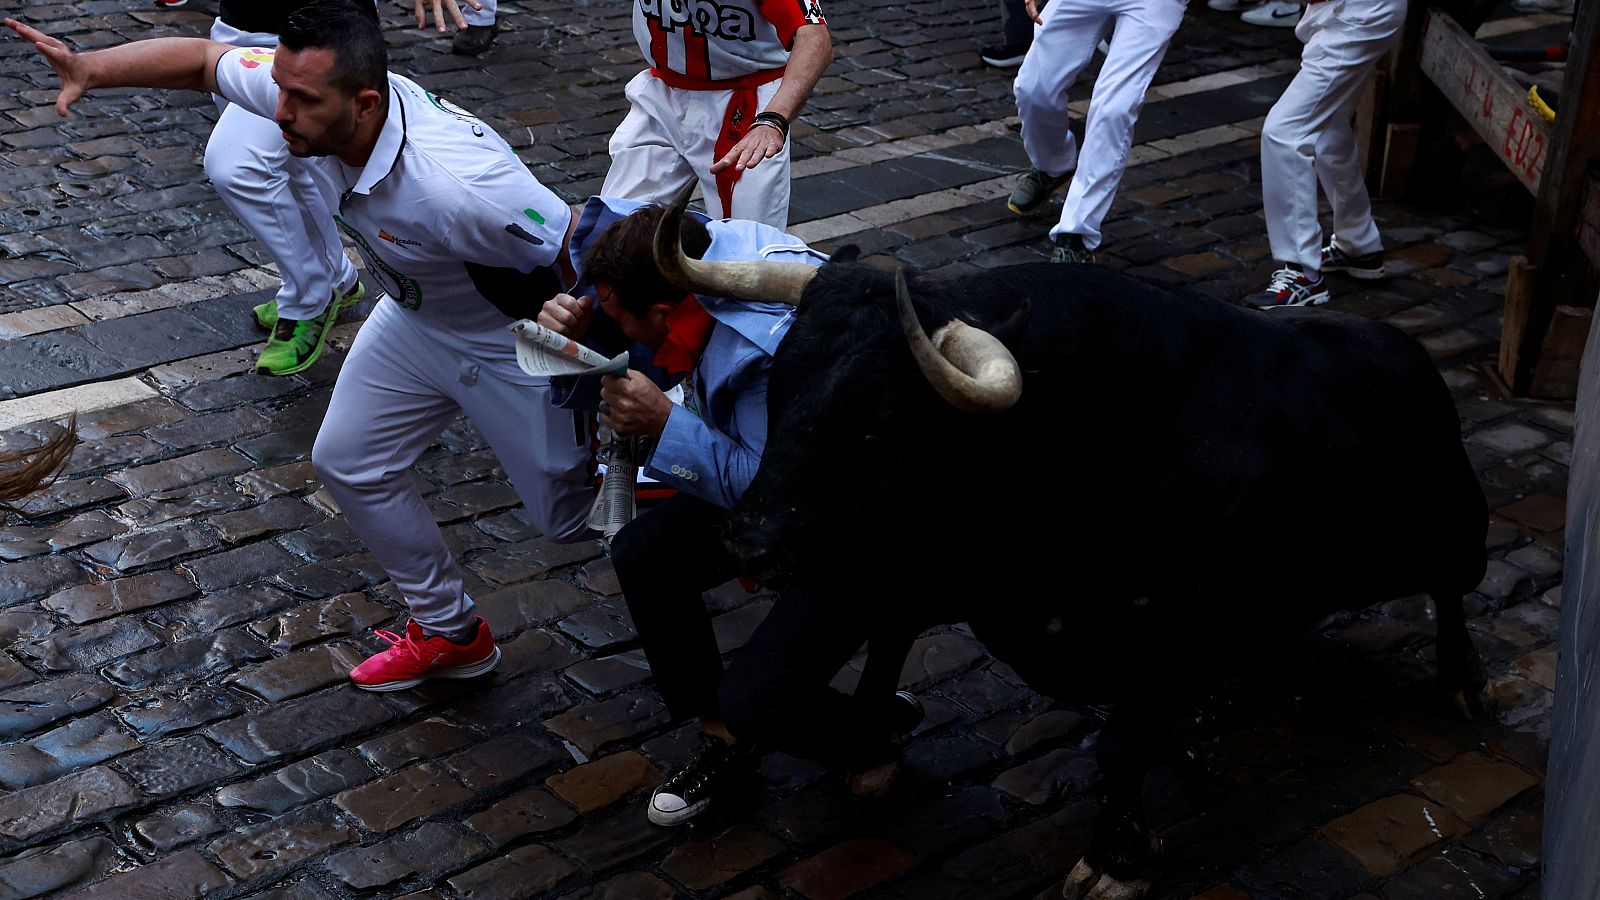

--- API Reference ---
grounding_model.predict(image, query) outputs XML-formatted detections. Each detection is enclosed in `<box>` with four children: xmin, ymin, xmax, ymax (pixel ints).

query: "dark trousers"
<box><xmin>611</xmin><ymin>493</ymin><xmax>899</xmax><ymax>767</ymax></box>
<box><xmin>1001</xmin><ymin>0</ymin><xmax>1035</xmax><ymax>46</ymax></box>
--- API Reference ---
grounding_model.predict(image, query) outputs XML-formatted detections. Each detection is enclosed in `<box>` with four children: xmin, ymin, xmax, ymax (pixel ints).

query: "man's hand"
<box><xmin>709</xmin><ymin>123</ymin><xmax>785</xmax><ymax>175</ymax></box>
<box><xmin>1024</xmin><ymin>0</ymin><xmax>1044</xmax><ymax>24</ymax></box>
<box><xmin>600</xmin><ymin>371</ymin><xmax>672</xmax><ymax>438</ymax></box>
<box><xmin>538</xmin><ymin>293</ymin><xmax>592</xmax><ymax>340</ymax></box>
<box><xmin>414</xmin><ymin>0</ymin><xmax>484</xmax><ymax>31</ymax></box>
<box><xmin>4</xmin><ymin>19</ymin><xmax>91</xmax><ymax>117</ymax></box>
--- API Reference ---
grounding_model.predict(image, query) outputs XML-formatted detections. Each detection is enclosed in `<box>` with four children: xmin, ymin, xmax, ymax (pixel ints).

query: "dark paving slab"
<box><xmin>0</xmin><ymin>1</ymin><xmax>1566</xmax><ymax>900</ymax></box>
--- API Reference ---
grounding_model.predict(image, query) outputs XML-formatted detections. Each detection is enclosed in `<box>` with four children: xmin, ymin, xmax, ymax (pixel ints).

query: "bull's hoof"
<box><xmin>1064</xmin><ymin>858</ymin><xmax>1100</xmax><ymax>898</ymax></box>
<box><xmin>850</xmin><ymin>760</ymin><xmax>901</xmax><ymax>798</ymax></box>
<box><xmin>1453</xmin><ymin>688</ymin><xmax>1490</xmax><ymax>722</ymax></box>
<box><xmin>1063</xmin><ymin>858</ymin><xmax>1151</xmax><ymax>900</ymax></box>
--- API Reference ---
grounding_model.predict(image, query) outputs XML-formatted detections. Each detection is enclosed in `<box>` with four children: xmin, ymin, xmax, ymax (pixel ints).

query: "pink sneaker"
<box><xmin>349</xmin><ymin>618</ymin><xmax>501</xmax><ymax>691</ymax></box>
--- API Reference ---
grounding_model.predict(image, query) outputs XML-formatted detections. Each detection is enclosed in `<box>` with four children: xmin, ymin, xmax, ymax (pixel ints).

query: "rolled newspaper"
<box><xmin>588</xmin><ymin>429</ymin><xmax>648</xmax><ymax>546</ymax></box>
<box><xmin>511</xmin><ymin>320</ymin><xmax>628</xmax><ymax>377</ymax></box>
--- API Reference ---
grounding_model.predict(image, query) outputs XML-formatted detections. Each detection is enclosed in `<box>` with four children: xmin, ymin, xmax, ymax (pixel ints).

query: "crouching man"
<box><xmin>5</xmin><ymin>4</ymin><xmax>596</xmax><ymax>691</ymax></box>
<box><xmin>542</xmin><ymin>194</ymin><xmax>923</xmax><ymax>826</ymax></box>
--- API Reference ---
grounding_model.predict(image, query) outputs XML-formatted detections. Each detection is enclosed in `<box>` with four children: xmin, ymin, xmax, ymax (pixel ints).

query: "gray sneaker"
<box><xmin>1049</xmin><ymin>233</ymin><xmax>1097</xmax><ymax>264</ymax></box>
<box><xmin>1008</xmin><ymin>168</ymin><xmax>1073</xmax><ymax>216</ymax></box>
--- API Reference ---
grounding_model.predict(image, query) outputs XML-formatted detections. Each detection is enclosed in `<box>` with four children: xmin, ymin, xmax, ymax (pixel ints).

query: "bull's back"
<box><xmin>953</xmin><ymin>264</ymin><xmax>1486</xmax><ymax>604</ymax></box>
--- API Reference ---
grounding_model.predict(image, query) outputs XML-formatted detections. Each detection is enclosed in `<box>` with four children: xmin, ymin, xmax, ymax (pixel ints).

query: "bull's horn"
<box><xmin>651</xmin><ymin>183</ymin><xmax>817</xmax><ymax>305</ymax></box>
<box><xmin>896</xmin><ymin>270</ymin><xmax>1022</xmax><ymax>414</ymax></box>
<box><xmin>0</xmin><ymin>416</ymin><xmax>76</xmax><ymax>507</ymax></box>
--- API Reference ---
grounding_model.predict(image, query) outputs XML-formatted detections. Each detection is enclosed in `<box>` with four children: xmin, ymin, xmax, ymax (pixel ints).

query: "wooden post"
<box><xmin>1371</xmin><ymin>0</ymin><xmax>1437</xmax><ymax>198</ymax></box>
<box><xmin>1372</xmin><ymin>0</ymin><xmax>1496</xmax><ymax>199</ymax></box>
<box><xmin>1502</xmin><ymin>0</ymin><xmax>1600</xmax><ymax>397</ymax></box>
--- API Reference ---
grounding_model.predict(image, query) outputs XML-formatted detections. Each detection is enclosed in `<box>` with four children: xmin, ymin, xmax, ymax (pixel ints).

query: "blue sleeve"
<box><xmin>646</xmin><ymin>356</ymin><xmax>769</xmax><ymax>509</ymax></box>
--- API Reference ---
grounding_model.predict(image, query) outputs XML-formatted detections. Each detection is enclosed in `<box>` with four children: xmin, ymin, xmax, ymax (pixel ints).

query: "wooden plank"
<box><xmin>1377</xmin><ymin>122</ymin><xmax>1421</xmax><ymax>198</ymax></box>
<box><xmin>1417</xmin><ymin>7</ymin><xmax>1553</xmax><ymax>193</ymax></box>
<box><xmin>1500</xmin><ymin>255</ymin><xmax>1536</xmax><ymax>382</ymax></box>
<box><xmin>1580</xmin><ymin>174</ymin><xmax>1600</xmax><ymax>271</ymax></box>
<box><xmin>1528</xmin><ymin>306</ymin><xmax>1594</xmax><ymax>398</ymax></box>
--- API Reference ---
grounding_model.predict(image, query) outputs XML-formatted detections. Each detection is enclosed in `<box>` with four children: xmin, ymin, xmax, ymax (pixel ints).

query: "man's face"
<box><xmin>271</xmin><ymin>46</ymin><xmax>359</xmax><ymax>158</ymax></box>
<box><xmin>595</xmin><ymin>281</ymin><xmax>671</xmax><ymax>349</ymax></box>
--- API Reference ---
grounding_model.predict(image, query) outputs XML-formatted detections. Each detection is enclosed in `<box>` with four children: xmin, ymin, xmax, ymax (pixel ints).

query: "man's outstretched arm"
<box><xmin>3</xmin><ymin>19</ymin><xmax>228</xmax><ymax>117</ymax></box>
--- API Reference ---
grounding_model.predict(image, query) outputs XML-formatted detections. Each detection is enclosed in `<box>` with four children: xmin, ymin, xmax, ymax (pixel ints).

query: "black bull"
<box><xmin>698</xmin><ymin>264</ymin><xmax>1484</xmax><ymax>894</ymax></box>
<box><xmin>730</xmin><ymin>258</ymin><xmax>1489</xmax><ymax>677</ymax></box>
<box><xmin>650</xmin><ymin>187</ymin><xmax>1488</xmax><ymax>896</ymax></box>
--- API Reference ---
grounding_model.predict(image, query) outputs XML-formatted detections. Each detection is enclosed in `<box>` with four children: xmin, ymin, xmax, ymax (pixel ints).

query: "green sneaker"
<box><xmin>256</xmin><ymin>301</ymin><xmax>345</xmax><ymax>376</ymax></box>
<box><xmin>253</xmin><ymin>280</ymin><xmax>366</xmax><ymax>331</ymax></box>
<box><xmin>1049</xmin><ymin>233</ymin><xmax>1097</xmax><ymax>264</ymax></box>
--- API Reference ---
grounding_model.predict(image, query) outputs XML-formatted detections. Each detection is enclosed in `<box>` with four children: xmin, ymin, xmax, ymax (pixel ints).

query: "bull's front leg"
<box><xmin>1065</xmin><ymin>703</ymin><xmax>1164</xmax><ymax>900</ymax></box>
<box><xmin>1433</xmin><ymin>592</ymin><xmax>1488</xmax><ymax>720</ymax></box>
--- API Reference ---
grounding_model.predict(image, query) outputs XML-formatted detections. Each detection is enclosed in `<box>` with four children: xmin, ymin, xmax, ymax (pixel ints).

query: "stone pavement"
<box><xmin>0</xmin><ymin>1</ymin><xmax>1574</xmax><ymax>897</ymax></box>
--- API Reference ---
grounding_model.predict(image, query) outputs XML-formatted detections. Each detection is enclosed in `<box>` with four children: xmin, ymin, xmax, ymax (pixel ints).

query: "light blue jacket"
<box><xmin>568</xmin><ymin>196</ymin><xmax>827</xmax><ymax>509</ymax></box>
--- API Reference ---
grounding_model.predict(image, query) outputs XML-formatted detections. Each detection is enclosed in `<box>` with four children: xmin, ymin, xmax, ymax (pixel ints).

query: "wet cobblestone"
<box><xmin>0</xmin><ymin>0</ymin><xmax>1566</xmax><ymax>897</ymax></box>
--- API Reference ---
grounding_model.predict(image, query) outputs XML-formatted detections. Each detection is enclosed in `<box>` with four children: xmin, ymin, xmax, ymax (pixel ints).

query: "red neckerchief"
<box><xmin>651</xmin><ymin>296</ymin><xmax>717</xmax><ymax>376</ymax></box>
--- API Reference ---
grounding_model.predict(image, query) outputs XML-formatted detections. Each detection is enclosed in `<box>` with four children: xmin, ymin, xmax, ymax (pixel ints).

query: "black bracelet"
<box><xmin>753</xmin><ymin>110</ymin><xmax>790</xmax><ymax>139</ymax></box>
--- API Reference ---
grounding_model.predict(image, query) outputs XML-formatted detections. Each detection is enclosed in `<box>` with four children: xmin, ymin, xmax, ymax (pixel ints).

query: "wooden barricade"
<box><xmin>1374</xmin><ymin>2</ymin><xmax>1600</xmax><ymax>398</ymax></box>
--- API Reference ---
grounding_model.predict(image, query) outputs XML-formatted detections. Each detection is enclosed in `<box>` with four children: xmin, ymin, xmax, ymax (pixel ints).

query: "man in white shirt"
<box><xmin>4</xmin><ymin>1</ymin><xmax>590</xmax><ymax>690</ymax></box>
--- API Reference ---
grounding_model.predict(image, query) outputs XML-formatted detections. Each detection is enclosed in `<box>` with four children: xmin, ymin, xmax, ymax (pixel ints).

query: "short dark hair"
<box><xmin>584</xmin><ymin>205</ymin><xmax>712</xmax><ymax>317</ymax></box>
<box><xmin>280</xmin><ymin>0</ymin><xmax>389</xmax><ymax>102</ymax></box>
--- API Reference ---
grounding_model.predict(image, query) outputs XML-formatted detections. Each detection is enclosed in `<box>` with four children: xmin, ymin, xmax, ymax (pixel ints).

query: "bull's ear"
<box><xmin>986</xmin><ymin>296</ymin><xmax>1033</xmax><ymax>345</ymax></box>
<box><xmin>828</xmin><ymin>245</ymin><xmax>862</xmax><ymax>263</ymax></box>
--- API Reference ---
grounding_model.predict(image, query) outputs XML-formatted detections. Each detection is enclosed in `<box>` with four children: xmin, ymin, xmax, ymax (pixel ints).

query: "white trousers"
<box><xmin>1261</xmin><ymin>0</ymin><xmax>1405</xmax><ymax>271</ymax></box>
<box><xmin>311</xmin><ymin>301</ymin><xmax>596</xmax><ymax>634</ymax></box>
<box><xmin>206</xmin><ymin>20</ymin><xmax>357</xmax><ymax>320</ymax></box>
<box><xmin>602</xmin><ymin>71</ymin><xmax>790</xmax><ymax>228</ymax></box>
<box><xmin>465</xmin><ymin>0</ymin><xmax>496</xmax><ymax>26</ymax></box>
<box><xmin>1015</xmin><ymin>0</ymin><xmax>1186</xmax><ymax>249</ymax></box>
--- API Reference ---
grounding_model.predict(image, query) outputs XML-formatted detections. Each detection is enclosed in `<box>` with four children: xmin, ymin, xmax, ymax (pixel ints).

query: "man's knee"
<box><xmin>310</xmin><ymin>425</ymin><xmax>368</xmax><ymax>491</ymax></box>
<box><xmin>203</xmin><ymin>134</ymin><xmax>280</xmax><ymax>195</ymax></box>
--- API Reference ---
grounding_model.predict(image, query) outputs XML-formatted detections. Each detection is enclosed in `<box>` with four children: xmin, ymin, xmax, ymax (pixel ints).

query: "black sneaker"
<box><xmin>1050</xmin><ymin>233</ymin><xmax>1097</xmax><ymax>264</ymax></box>
<box><xmin>1248</xmin><ymin>264</ymin><xmax>1330</xmax><ymax>309</ymax></box>
<box><xmin>1319</xmin><ymin>241</ymin><xmax>1386</xmax><ymax>280</ymax></box>
<box><xmin>887</xmin><ymin>690</ymin><xmax>924</xmax><ymax>740</ymax></box>
<box><xmin>980</xmin><ymin>42</ymin><xmax>1030</xmax><ymax>68</ymax></box>
<box><xmin>647</xmin><ymin>732</ymin><xmax>755</xmax><ymax>826</ymax></box>
<box><xmin>1008</xmin><ymin>168</ymin><xmax>1073</xmax><ymax>216</ymax></box>
<box><xmin>452</xmin><ymin>21</ymin><xmax>498</xmax><ymax>55</ymax></box>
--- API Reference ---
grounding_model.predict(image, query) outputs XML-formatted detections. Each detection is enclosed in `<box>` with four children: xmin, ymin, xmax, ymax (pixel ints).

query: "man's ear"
<box><xmin>355</xmin><ymin>87</ymin><xmax>384</xmax><ymax>121</ymax></box>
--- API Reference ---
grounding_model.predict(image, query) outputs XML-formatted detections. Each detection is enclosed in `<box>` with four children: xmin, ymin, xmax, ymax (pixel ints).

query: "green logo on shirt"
<box><xmin>523</xmin><ymin>208</ymin><xmax>545</xmax><ymax>225</ymax></box>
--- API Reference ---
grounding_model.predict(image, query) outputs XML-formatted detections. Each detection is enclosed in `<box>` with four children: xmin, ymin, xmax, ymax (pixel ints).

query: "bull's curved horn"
<box><xmin>0</xmin><ymin>416</ymin><xmax>76</xmax><ymax>507</ymax></box>
<box><xmin>651</xmin><ymin>183</ymin><xmax>817</xmax><ymax>305</ymax></box>
<box><xmin>896</xmin><ymin>270</ymin><xmax>1022</xmax><ymax>414</ymax></box>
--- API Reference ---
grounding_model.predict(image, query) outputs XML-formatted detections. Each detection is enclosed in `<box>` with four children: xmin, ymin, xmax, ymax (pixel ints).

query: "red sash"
<box><xmin>649</xmin><ymin>66</ymin><xmax>787</xmax><ymax>216</ymax></box>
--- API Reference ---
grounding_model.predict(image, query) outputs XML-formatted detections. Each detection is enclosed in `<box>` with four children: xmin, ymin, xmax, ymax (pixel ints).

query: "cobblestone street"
<box><xmin>0</xmin><ymin>0</ymin><xmax>1576</xmax><ymax>897</ymax></box>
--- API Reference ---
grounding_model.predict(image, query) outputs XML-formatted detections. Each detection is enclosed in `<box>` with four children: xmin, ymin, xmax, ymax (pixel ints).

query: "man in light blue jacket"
<box><xmin>539</xmin><ymin>196</ymin><xmax>921</xmax><ymax>828</ymax></box>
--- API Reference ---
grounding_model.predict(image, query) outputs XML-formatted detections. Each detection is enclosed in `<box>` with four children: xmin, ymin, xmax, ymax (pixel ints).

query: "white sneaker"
<box><xmin>1207</xmin><ymin>0</ymin><xmax>1260</xmax><ymax>10</ymax></box>
<box><xmin>1241</xmin><ymin>1</ymin><xmax>1303</xmax><ymax>26</ymax></box>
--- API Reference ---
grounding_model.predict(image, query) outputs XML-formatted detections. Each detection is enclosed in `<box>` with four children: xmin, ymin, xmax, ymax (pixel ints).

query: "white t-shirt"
<box><xmin>213</xmin><ymin>47</ymin><xmax>572</xmax><ymax>383</ymax></box>
<box><xmin>632</xmin><ymin>0</ymin><xmax>826</xmax><ymax>81</ymax></box>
